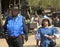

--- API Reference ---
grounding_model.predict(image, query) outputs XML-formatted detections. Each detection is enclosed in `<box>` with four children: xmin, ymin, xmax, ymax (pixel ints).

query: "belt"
<box><xmin>8</xmin><ymin>35</ymin><xmax>23</xmax><ymax>39</ymax></box>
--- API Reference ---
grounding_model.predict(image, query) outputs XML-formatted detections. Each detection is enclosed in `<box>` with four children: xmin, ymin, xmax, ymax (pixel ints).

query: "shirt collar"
<box><xmin>44</xmin><ymin>25</ymin><xmax>53</xmax><ymax>29</ymax></box>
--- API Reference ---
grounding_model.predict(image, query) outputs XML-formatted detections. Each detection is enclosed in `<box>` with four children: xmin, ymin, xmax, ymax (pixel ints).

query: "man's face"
<box><xmin>12</xmin><ymin>9</ymin><xmax>18</xmax><ymax>17</ymax></box>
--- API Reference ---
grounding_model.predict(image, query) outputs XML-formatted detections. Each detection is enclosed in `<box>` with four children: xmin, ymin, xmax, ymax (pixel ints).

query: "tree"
<box><xmin>26</xmin><ymin>0</ymin><xmax>60</xmax><ymax>10</ymax></box>
<box><xmin>26</xmin><ymin>0</ymin><xmax>40</xmax><ymax>7</ymax></box>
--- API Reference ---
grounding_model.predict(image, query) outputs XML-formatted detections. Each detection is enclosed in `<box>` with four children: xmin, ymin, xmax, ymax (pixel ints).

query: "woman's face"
<box><xmin>43</xmin><ymin>21</ymin><xmax>49</xmax><ymax>27</ymax></box>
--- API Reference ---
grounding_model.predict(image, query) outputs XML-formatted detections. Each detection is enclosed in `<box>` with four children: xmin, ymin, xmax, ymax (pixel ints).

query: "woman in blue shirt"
<box><xmin>37</xmin><ymin>18</ymin><xmax>58</xmax><ymax>47</ymax></box>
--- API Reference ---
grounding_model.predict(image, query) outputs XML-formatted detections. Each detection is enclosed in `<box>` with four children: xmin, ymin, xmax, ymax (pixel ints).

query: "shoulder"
<box><xmin>6</xmin><ymin>16</ymin><xmax>12</xmax><ymax>21</ymax></box>
<box><xmin>50</xmin><ymin>26</ymin><xmax>58</xmax><ymax>32</ymax></box>
<box><xmin>38</xmin><ymin>27</ymin><xmax>43</xmax><ymax>31</ymax></box>
<box><xmin>50</xmin><ymin>26</ymin><xmax>57</xmax><ymax>30</ymax></box>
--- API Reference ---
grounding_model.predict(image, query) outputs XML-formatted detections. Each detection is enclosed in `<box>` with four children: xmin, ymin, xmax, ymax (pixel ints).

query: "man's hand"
<box><xmin>22</xmin><ymin>35</ymin><xmax>25</xmax><ymax>39</ymax></box>
<box><xmin>22</xmin><ymin>35</ymin><xmax>28</xmax><ymax>42</ymax></box>
<box><xmin>25</xmin><ymin>37</ymin><xmax>28</xmax><ymax>42</ymax></box>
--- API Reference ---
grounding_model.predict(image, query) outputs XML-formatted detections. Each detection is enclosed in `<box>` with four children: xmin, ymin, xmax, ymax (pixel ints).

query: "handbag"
<box><xmin>49</xmin><ymin>40</ymin><xmax>56</xmax><ymax>47</ymax></box>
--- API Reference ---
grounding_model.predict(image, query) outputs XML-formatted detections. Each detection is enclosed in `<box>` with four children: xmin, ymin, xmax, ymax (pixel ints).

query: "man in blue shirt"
<box><xmin>4</xmin><ymin>6</ymin><xmax>28</xmax><ymax>47</ymax></box>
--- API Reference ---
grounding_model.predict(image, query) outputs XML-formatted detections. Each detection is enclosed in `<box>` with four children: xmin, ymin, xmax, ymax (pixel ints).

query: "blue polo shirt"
<box><xmin>6</xmin><ymin>15</ymin><xmax>24</xmax><ymax>37</ymax></box>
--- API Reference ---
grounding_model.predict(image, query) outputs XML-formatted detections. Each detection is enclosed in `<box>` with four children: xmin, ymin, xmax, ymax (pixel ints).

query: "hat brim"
<box><xmin>41</xmin><ymin>18</ymin><xmax>52</xmax><ymax>24</ymax></box>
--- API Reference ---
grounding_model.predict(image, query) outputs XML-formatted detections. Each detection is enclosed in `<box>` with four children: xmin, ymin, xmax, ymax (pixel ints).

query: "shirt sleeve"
<box><xmin>3</xmin><ymin>16</ymin><xmax>11</xmax><ymax>38</ymax></box>
<box><xmin>3</xmin><ymin>19</ymin><xmax>7</xmax><ymax>31</ymax></box>
<box><xmin>3</xmin><ymin>18</ymin><xmax>8</xmax><ymax>38</ymax></box>
<box><xmin>52</xmin><ymin>27</ymin><xmax>58</xmax><ymax>34</ymax></box>
<box><xmin>38</xmin><ymin>28</ymin><xmax>41</xmax><ymax>33</ymax></box>
<box><xmin>22</xmin><ymin>17</ymin><xmax>28</xmax><ymax>39</ymax></box>
<box><xmin>36</xmin><ymin>28</ymin><xmax>41</xmax><ymax>39</ymax></box>
<box><xmin>52</xmin><ymin>27</ymin><xmax>59</xmax><ymax>38</ymax></box>
<box><xmin>3</xmin><ymin>16</ymin><xmax>10</xmax><ymax>31</ymax></box>
<box><xmin>35</xmin><ymin>30</ymin><xmax>41</xmax><ymax>40</ymax></box>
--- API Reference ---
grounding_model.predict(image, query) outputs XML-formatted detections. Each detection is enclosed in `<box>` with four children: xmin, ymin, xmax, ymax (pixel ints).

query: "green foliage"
<box><xmin>26</xmin><ymin>0</ymin><xmax>60</xmax><ymax>10</ymax></box>
<box><xmin>26</xmin><ymin>0</ymin><xmax>40</xmax><ymax>7</ymax></box>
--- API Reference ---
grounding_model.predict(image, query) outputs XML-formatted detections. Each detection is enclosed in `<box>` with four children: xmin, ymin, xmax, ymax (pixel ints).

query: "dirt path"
<box><xmin>24</xmin><ymin>35</ymin><xmax>36</xmax><ymax>47</ymax></box>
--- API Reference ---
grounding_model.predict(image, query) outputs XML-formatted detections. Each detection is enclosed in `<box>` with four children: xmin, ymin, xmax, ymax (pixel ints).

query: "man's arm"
<box><xmin>3</xmin><ymin>18</ymin><xmax>8</xmax><ymax>38</ymax></box>
<box><xmin>23</xmin><ymin>17</ymin><xmax>28</xmax><ymax>41</ymax></box>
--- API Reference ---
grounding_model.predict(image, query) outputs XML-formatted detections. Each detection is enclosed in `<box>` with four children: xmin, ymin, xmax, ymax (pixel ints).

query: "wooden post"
<box><xmin>14</xmin><ymin>0</ymin><xmax>15</xmax><ymax>5</ymax></box>
<box><xmin>0</xmin><ymin>0</ymin><xmax>2</xmax><ymax>27</ymax></box>
<box><xmin>19</xmin><ymin>0</ymin><xmax>21</xmax><ymax>14</ymax></box>
<box><xmin>19</xmin><ymin>0</ymin><xmax>20</xmax><ymax>9</ymax></box>
<box><xmin>0</xmin><ymin>0</ymin><xmax>1</xmax><ymax>14</ymax></box>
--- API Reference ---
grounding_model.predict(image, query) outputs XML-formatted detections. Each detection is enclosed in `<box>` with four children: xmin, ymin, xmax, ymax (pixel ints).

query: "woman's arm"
<box><xmin>47</xmin><ymin>27</ymin><xmax>59</xmax><ymax>39</ymax></box>
<box><xmin>35</xmin><ymin>28</ymin><xmax>41</xmax><ymax>47</ymax></box>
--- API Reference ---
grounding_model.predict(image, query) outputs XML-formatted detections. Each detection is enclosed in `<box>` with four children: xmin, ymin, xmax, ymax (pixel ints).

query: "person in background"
<box><xmin>30</xmin><ymin>15</ymin><xmax>35</xmax><ymax>23</ymax></box>
<box><xmin>43</xmin><ymin>13</ymin><xmax>49</xmax><ymax>18</ymax></box>
<box><xmin>3</xmin><ymin>9</ymin><xmax>12</xmax><ymax>18</ymax></box>
<box><xmin>4</xmin><ymin>6</ymin><xmax>28</xmax><ymax>47</ymax></box>
<box><xmin>36</xmin><ymin>18</ymin><xmax>59</xmax><ymax>47</ymax></box>
<box><xmin>53</xmin><ymin>16</ymin><xmax>60</xmax><ymax>27</ymax></box>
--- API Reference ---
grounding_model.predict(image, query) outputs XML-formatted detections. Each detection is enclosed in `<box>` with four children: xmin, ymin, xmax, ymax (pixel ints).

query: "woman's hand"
<box><xmin>47</xmin><ymin>35</ymin><xmax>55</xmax><ymax>39</ymax></box>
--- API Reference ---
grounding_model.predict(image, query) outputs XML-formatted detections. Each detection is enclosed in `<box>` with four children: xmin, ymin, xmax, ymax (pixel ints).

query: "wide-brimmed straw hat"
<box><xmin>41</xmin><ymin>17</ymin><xmax>52</xmax><ymax>25</ymax></box>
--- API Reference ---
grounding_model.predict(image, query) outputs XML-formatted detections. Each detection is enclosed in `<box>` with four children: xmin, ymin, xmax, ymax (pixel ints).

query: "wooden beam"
<box><xmin>0</xmin><ymin>0</ymin><xmax>1</xmax><ymax>14</ymax></box>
